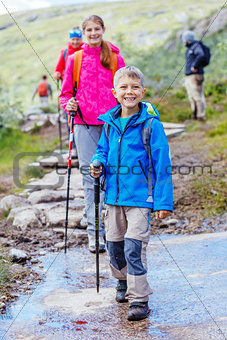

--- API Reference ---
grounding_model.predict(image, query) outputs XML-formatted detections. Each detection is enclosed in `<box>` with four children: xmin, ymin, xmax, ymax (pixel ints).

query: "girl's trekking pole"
<box><xmin>57</xmin><ymin>79</ymin><xmax>63</xmax><ymax>154</ymax></box>
<box><xmin>93</xmin><ymin>160</ymin><xmax>101</xmax><ymax>293</ymax></box>
<box><xmin>64</xmin><ymin>83</ymin><xmax>77</xmax><ymax>253</ymax></box>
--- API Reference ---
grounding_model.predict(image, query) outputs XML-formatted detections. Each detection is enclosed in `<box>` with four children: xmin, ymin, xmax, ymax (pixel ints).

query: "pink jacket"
<box><xmin>59</xmin><ymin>42</ymin><xmax>125</xmax><ymax>125</ymax></box>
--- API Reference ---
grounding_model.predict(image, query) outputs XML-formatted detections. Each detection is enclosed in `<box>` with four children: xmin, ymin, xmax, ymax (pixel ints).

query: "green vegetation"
<box><xmin>0</xmin><ymin>127</ymin><xmax>58</xmax><ymax>176</ymax></box>
<box><xmin>0</xmin><ymin>0</ymin><xmax>225</xmax><ymax>109</ymax></box>
<box><xmin>0</xmin><ymin>253</ymin><xmax>12</xmax><ymax>295</ymax></box>
<box><xmin>191</xmin><ymin>172</ymin><xmax>227</xmax><ymax>217</ymax></box>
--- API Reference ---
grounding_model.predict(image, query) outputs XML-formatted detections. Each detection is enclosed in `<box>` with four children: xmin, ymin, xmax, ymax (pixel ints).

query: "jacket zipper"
<box><xmin>112</xmin><ymin>113</ymin><xmax>141</xmax><ymax>204</ymax></box>
<box><xmin>115</xmin><ymin>134</ymin><xmax>122</xmax><ymax>204</ymax></box>
<box><xmin>115</xmin><ymin>121</ymin><xmax>135</xmax><ymax>204</ymax></box>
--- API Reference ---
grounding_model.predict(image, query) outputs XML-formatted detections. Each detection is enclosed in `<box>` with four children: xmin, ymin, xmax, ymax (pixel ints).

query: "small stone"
<box><xmin>39</xmin><ymin>250</ymin><xmax>47</xmax><ymax>256</ymax></box>
<box><xmin>0</xmin><ymin>296</ymin><xmax>7</xmax><ymax>300</ymax></box>
<box><xmin>31</xmin><ymin>258</ymin><xmax>39</xmax><ymax>264</ymax></box>
<box><xmin>165</xmin><ymin>218</ymin><xmax>179</xmax><ymax>226</ymax></box>
<box><xmin>54</xmin><ymin>242</ymin><xmax>65</xmax><ymax>249</ymax></box>
<box><xmin>0</xmin><ymin>302</ymin><xmax>6</xmax><ymax>308</ymax></box>
<box><xmin>42</xmin><ymin>231</ymin><xmax>51</xmax><ymax>237</ymax></box>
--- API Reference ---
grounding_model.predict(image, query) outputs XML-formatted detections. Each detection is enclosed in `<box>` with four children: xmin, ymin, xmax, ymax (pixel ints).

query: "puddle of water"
<box><xmin>1</xmin><ymin>233</ymin><xmax>227</xmax><ymax>339</ymax></box>
<box><xmin>44</xmin><ymin>287</ymin><xmax>115</xmax><ymax>315</ymax></box>
<box><xmin>0</xmin><ymin>247</ymin><xmax>113</xmax><ymax>339</ymax></box>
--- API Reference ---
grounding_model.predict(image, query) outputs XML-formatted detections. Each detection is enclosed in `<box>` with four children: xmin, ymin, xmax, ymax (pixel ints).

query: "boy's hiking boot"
<box><xmin>127</xmin><ymin>301</ymin><xmax>150</xmax><ymax>321</ymax></box>
<box><xmin>116</xmin><ymin>280</ymin><xmax>128</xmax><ymax>303</ymax></box>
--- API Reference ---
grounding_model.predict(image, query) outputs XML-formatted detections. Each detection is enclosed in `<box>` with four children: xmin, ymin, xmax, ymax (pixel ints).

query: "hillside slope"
<box><xmin>0</xmin><ymin>0</ymin><xmax>226</xmax><ymax>109</ymax></box>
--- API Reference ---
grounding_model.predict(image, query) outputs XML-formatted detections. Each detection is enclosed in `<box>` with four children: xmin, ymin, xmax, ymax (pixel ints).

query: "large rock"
<box><xmin>0</xmin><ymin>195</ymin><xmax>29</xmax><ymax>212</ymax></box>
<box><xmin>8</xmin><ymin>206</ymin><xmax>43</xmax><ymax>230</ymax></box>
<box><xmin>44</xmin><ymin>201</ymin><xmax>84</xmax><ymax>228</ymax></box>
<box><xmin>28</xmin><ymin>189</ymin><xmax>74</xmax><ymax>205</ymax></box>
<box><xmin>24</xmin><ymin>170</ymin><xmax>65</xmax><ymax>193</ymax></box>
<box><xmin>25</xmin><ymin>168</ymin><xmax>83</xmax><ymax>193</ymax></box>
<box><xmin>24</xmin><ymin>106</ymin><xmax>44</xmax><ymax>115</ymax></box>
<box><xmin>9</xmin><ymin>248</ymin><xmax>28</xmax><ymax>264</ymax></box>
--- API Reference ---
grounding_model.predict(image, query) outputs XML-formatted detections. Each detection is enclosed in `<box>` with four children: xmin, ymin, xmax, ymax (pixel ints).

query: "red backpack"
<box><xmin>37</xmin><ymin>81</ymin><xmax>48</xmax><ymax>97</ymax></box>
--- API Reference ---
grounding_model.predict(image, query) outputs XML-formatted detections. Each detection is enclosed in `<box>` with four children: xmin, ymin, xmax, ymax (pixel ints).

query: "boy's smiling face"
<box><xmin>112</xmin><ymin>75</ymin><xmax>146</xmax><ymax>117</ymax></box>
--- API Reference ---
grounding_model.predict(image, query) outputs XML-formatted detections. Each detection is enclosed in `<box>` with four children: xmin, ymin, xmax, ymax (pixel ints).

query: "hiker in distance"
<box><xmin>90</xmin><ymin>66</ymin><xmax>173</xmax><ymax>321</ymax></box>
<box><xmin>32</xmin><ymin>75</ymin><xmax>52</xmax><ymax>108</ymax></box>
<box><xmin>182</xmin><ymin>30</ymin><xmax>210</xmax><ymax>121</ymax></box>
<box><xmin>60</xmin><ymin>15</ymin><xmax>125</xmax><ymax>253</ymax></box>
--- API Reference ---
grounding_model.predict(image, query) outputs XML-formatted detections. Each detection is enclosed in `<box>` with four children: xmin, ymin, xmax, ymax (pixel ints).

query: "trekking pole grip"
<box><xmin>93</xmin><ymin>160</ymin><xmax>101</xmax><ymax>204</ymax></box>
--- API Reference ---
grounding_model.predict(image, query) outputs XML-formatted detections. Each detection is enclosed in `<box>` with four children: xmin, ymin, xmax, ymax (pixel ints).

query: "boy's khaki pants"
<box><xmin>185</xmin><ymin>74</ymin><xmax>206</xmax><ymax>119</ymax></box>
<box><xmin>105</xmin><ymin>205</ymin><xmax>153</xmax><ymax>303</ymax></box>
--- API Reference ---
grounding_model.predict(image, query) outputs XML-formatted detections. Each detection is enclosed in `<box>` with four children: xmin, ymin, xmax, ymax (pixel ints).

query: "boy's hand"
<box><xmin>90</xmin><ymin>163</ymin><xmax>103</xmax><ymax>178</ymax></box>
<box><xmin>66</xmin><ymin>98</ymin><xmax>78</xmax><ymax>112</ymax></box>
<box><xmin>155</xmin><ymin>210</ymin><xmax>171</xmax><ymax>219</ymax></box>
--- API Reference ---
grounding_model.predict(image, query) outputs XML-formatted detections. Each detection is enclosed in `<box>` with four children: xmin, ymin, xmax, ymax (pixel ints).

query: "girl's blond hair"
<box><xmin>82</xmin><ymin>15</ymin><xmax>112</xmax><ymax>69</ymax></box>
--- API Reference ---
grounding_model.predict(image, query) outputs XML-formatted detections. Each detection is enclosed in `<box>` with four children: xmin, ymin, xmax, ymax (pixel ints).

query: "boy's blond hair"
<box><xmin>113</xmin><ymin>66</ymin><xmax>144</xmax><ymax>88</ymax></box>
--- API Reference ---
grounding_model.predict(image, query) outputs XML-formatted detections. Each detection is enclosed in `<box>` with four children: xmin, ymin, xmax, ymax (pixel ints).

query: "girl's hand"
<box><xmin>155</xmin><ymin>210</ymin><xmax>171</xmax><ymax>219</ymax></box>
<box><xmin>53</xmin><ymin>72</ymin><xmax>61</xmax><ymax>80</ymax></box>
<box><xmin>66</xmin><ymin>98</ymin><xmax>78</xmax><ymax>112</ymax></box>
<box><xmin>89</xmin><ymin>164</ymin><xmax>103</xmax><ymax>178</ymax></box>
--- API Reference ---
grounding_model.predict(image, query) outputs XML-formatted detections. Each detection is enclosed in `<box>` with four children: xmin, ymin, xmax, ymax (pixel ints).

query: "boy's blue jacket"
<box><xmin>91</xmin><ymin>101</ymin><xmax>173</xmax><ymax>212</ymax></box>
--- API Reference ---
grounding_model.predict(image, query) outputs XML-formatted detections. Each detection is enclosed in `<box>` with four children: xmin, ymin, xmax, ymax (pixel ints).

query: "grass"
<box><xmin>191</xmin><ymin>172</ymin><xmax>227</xmax><ymax>217</ymax></box>
<box><xmin>0</xmin><ymin>126</ymin><xmax>58</xmax><ymax>193</ymax></box>
<box><xmin>0</xmin><ymin>253</ymin><xmax>12</xmax><ymax>295</ymax></box>
<box><xmin>0</xmin><ymin>0</ymin><xmax>224</xmax><ymax>110</ymax></box>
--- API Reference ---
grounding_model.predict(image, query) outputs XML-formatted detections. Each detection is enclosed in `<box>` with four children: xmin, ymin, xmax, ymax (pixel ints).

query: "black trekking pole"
<box><xmin>57</xmin><ymin>79</ymin><xmax>63</xmax><ymax>154</ymax></box>
<box><xmin>64</xmin><ymin>83</ymin><xmax>77</xmax><ymax>253</ymax></box>
<box><xmin>93</xmin><ymin>160</ymin><xmax>101</xmax><ymax>293</ymax></box>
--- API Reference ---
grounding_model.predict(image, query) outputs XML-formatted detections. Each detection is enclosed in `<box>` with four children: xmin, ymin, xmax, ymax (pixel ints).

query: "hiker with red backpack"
<box><xmin>60</xmin><ymin>15</ymin><xmax>125</xmax><ymax>253</ymax></box>
<box><xmin>182</xmin><ymin>31</ymin><xmax>210</xmax><ymax>121</ymax></box>
<box><xmin>32</xmin><ymin>75</ymin><xmax>52</xmax><ymax>108</ymax></box>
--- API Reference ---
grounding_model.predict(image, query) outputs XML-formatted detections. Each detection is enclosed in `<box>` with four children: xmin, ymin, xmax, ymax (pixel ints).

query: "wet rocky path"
<box><xmin>1</xmin><ymin>231</ymin><xmax>227</xmax><ymax>340</ymax></box>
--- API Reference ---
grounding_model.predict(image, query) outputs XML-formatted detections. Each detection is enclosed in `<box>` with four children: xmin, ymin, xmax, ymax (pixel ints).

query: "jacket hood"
<box><xmin>98</xmin><ymin>101</ymin><xmax>160</xmax><ymax>126</ymax></box>
<box><xmin>66</xmin><ymin>42</ymin><xmax>83</xmax><ymax>54</ymax></box>
<box><xmin>108</xmin><ymin>42</ymin><xmax>120</xmax><ymax>54</ymax></box>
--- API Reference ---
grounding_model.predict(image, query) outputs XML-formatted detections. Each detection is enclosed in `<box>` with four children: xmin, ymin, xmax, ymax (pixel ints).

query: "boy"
<box><xmin>90</xmin><ymin>66</ymin><xmax>173</xmax><ymax>321</ymax></box>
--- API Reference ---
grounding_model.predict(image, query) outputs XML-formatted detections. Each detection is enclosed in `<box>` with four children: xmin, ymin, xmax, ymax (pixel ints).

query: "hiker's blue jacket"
<box><xmin>91</xmin><ymin>102</ymin><xmax>173</xmax><ymax>212</ymax></box>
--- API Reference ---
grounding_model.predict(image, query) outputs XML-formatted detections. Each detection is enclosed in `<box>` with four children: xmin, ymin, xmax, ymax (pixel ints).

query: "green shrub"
<box><xmin>24</xmin><ymin>165</ymin><xmax>44</xmax><ymax>179</ymax></box>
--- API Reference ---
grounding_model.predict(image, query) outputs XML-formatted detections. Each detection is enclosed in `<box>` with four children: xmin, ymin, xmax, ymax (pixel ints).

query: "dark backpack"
<box><xmin>199</xmin><ymin>41</ymin><xmax>211</xmax><ymax>67</ymax></box>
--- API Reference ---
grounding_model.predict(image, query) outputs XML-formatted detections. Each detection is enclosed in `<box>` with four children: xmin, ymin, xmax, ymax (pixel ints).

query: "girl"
<box><xmin>60</xmin><ymin>15</ymin><xmax>125</xmax><ymax>253</ymax></box>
